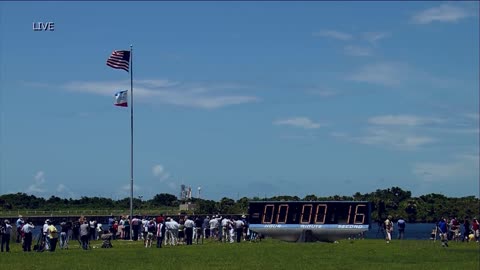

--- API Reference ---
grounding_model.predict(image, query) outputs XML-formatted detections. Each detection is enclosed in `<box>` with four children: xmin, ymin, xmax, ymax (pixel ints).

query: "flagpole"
<box><xmin>129</xmin><ymin>44</ymin><xmax>134</xmax><ymax>240</ymax></box>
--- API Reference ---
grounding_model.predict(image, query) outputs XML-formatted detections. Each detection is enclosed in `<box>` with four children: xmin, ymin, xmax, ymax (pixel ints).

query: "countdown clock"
<box><xmin>248</xmin><ymin>201</ymin><xmax>371</xmax><ymax>242</ymax></box>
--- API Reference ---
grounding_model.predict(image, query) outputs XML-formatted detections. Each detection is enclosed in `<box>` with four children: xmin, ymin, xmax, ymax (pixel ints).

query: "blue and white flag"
<box><xmin>114</xmin><ymin>90</ymin><xmax>128</xmax><ymax>107</ymax></box>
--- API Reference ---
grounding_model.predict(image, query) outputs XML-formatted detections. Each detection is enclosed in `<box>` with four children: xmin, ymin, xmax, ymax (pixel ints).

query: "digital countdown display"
<box><xmin>248</xmin><ymin>201</ymin><xmax>371</xmax><ymax>242</ymax></box>
<box><xmin>249</xmin><ymin>201</ymin><xmax>371</xmax><ymax>225</ymax></box>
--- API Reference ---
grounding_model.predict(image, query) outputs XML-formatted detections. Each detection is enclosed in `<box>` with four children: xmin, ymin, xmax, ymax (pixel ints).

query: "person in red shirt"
<box><xmin>472</xmin><ymin>218</ymin><xmax>479</xmax><ymax>242</ymax></box>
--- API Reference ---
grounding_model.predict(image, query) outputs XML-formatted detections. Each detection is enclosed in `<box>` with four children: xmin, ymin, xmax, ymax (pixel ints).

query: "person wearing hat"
<box><xmin>384</xmin><ymin>216</ymin><xmax>393</xmax><ymax>244</ymax></box>
<box><xmin>1</xmin><ymin>220</ymin><xmax>12</xmax><ymax>252</ymax></box>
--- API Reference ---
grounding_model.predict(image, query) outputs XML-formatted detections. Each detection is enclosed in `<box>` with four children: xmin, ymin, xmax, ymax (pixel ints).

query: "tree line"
<box><xmin>0</xmin><ymin>187</ymin><xmax>478</xmax><ymax>223</ymax></box>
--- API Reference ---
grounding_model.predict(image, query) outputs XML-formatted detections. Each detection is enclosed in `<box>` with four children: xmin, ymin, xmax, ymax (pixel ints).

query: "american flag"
<box><xmin>106</xmin><ymin>50</ymin><xmax>130</xmax><ymax>72</ymax></box>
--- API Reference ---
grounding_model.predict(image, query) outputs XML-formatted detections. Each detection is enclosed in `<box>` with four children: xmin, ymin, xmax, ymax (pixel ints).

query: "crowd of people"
<box><xmin>0</xmin><ymin>214</ymin><xmax>253</xmax><ymax>252</ymax></box>
<box><xmin>434</xmin><ymin>217</ymin><xmax>480</xmax><ymax>247</ymax></box>
<box><xmin>376</xmin><ymin>215</ymin><xmax>480</xmax><ymax>247</ymax></box>
<box><xmin>4</xmin><ymin>214</ymin><xmax>478</xmax><ymax>252</ymax></box>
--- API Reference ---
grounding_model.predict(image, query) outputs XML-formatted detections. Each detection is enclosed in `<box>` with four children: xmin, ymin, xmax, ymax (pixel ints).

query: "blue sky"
<box><xmin>0</xmin><ymin>2</ymin><xmax>478</xmax><ymax>200</ymax></box>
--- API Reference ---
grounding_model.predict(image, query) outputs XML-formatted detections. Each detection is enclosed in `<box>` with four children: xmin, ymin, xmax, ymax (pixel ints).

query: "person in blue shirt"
<box><xmin>437</xmin><ymin>217</ymin><xmax>449</xmax><ymax>247</ymax></box>
<box><xmin>397</xmin><ymin>217</ymin><xmax>406</xmax><ymax>240</ymax></box>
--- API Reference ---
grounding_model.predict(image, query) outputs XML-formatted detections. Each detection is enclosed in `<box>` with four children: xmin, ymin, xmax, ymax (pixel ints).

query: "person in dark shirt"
<box><xmin>194</xmin><ymin>217</ymin><xmax>203</xmax><ymax>244</ymax></box>
<box><xmin>59</xmin><ymin>219</ymin><xmax>70</xmax><ymax>249</ymax></box>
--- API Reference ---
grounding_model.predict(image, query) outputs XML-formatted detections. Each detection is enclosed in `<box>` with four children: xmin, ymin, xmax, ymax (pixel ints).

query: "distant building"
<box><xmin>179</xmin><ymin>202</ymin><xmax>196</xmax><ymax>211</ymax></box>
<box><xmin>180</xmin><ymin>184</ymin><xmax>193</xmax><ymax>200</ymax></box>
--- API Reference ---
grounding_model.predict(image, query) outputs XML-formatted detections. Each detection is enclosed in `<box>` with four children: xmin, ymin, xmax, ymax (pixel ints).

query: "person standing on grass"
<box><xmin>472</xmin><ymin>218</ymin><xmax>479</xmax><ymax>242</ymax></box>
<box><xmin>111</xmin><ymin>221</ymin><xmax>118</xmax><ymax>240</ymax></box>
<box><xmin>89</xmin><ymin>219</ymin><xmax>97</xmax><ymax>241</ymax></box>
<box><xmin>131</xmin><ymin>216</ymin><xmax>140</xmax><ymax>241</ymax></box>
<box><xmin>15</xmin><ymin>215</ymin><xmax>24</xmax><ymax>243</ymax></box>
<box><xmin>165</xmin><ymin>217</ymin><xmax>179</xmax><ymax>246</ymax></box>
<box><xmin>438</xmin><ymin>217</ymin><xmax>449</xmax><ymax>247</ymax></box>
<box><xmin>21</xmin><ymin>220</ymin><xmax>35</xmax><ymax>252</ymax></box>
<box><xmin>124</xmin><ymin>216</ymin><xmax>131</xmax><ymax>240</ymax></box>
<box><xmin>194</xmin><ymin>216</ymin><xmax>203</xmax><ymax>244</ymax></box>
<box><xmin>145</xmin><ymin>219</ymin><xmax>156</xmax><ymax>248</ymax></box>
<box><xmin>209</xmin><ymin>216</ymin><xmax>218</xmax><ymax>240</ymax></box>
<box><xmin>43</xmin><ymin>219</ymin><xmax>50</xmax><ymax>251</ymax></box>
<box><xmin>203</xmin><ymin>216</ymin><xmax>210</xmax><ymax>239</ymax></box>
<box><xmin>397</xmin><ymin>217</ymin><xmax>406</xmax><ymax>240</ymax></box>
<box><xmin>234</xmin><ymin>217</ymin><xmax>244</xmax><ymax>243</ymax></box>
<box><xmin>1</xmin><ymin>219</ymin><xmax>12</xmax><ymax>252</ymax></box>
<box><xmin>47</xmin><ymin>220</ymin><xmax>59</xmax><ymax>252</ymax></box>
<box><xmin>184</xmin><ymin>216</ymin><xmax>194</xmax><ymax>246</ymax></box>
<box><xmin>72</xmin><ymin>219</ymin><xmax>81</xmax><ymax>246</ymax></box>
<box><xmin>80</xmin><ymin>220</ymin><xmax>90</xmax><ymax>250</ymax></box>
<box><xmin>156</xmin><ymin>219</ymin><xmax>165</xmax><ymax>248</ymax></box>
<box><xmin>59</xmin><ymin>219</ymin><xmax>69</xmax><ymax>249</ymax></box>
<box><xmin>384</xmin><ymin>216</ymin><xmax>393</xmax><ymax>243</ymax></box>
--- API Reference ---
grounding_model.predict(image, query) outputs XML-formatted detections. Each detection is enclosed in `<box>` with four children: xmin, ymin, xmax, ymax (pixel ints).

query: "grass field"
<box><xmin>1</xmin><ymin>238</ymin><xmax>479</xmax><ymax>270</ymax></box>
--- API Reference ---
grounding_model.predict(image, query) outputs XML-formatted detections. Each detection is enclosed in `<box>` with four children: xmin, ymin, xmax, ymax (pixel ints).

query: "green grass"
<box><xmin>1</xmin><ymin>238</ymin><xmax>479</xmax><ymax>270</ymax></box>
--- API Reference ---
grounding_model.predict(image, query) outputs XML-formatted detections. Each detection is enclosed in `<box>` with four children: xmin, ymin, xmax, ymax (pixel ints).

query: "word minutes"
<box><xmin>33</xmin><ymin>22</ymin><xmax>55</xmax><ymax>31</ymax></box>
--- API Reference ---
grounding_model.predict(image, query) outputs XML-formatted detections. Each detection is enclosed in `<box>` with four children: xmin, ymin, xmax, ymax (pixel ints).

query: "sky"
<box><xmin>0</xmin><ymin>1</ymin><xmax>478</xmax><ymax>201</ymax></box>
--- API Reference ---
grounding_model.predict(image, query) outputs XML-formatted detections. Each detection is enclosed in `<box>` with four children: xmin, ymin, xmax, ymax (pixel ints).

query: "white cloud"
<box><xmin>34</xmin><ymin>171</ymin><xmax>45</xmax><ymax>184</ymax></box>
<box><xmin>274</xmin><ymin>117</ymin><xmax>322</xmax><ymax>129</ymax></box>
<box><xmin>334</xmin><ymin>128</ymin><xmax>436</xmax><ymax>150</ymax></box>
<box><xmin>63</xmin><ymin>79</ymin><xmax>259</xmax><ymax>109</ymax></box>
<box><xmin>347</xmin><ymin>62</ymin><xmax>459</xmax><ymax>89</ymax></box>
<box><xmin>56</xmin><ymin>184</ymin><xmax>75</xmax><ymax>198</ymax></box>
<box><xmin>411</xmin><ymin>4</ymin><xmax>475</xmax><ymax>24</ymax></box>
<box><xmin>344</xmin><ymin>45</ymin><xmax>372</xmax><ymax>57</ymax></box>
<box><xmin>312</xmin><ymin>30</ymin><xmax>353</xmax><ymax>41</ymax></box>
<box><xmin>355</xmin><ymin>128</ymin><xmax>436</xmax><ymax>150</ymax></box>
<box><xmin>413</xmin><ymin>154</ymin><xmax>479</xmax><ymax>182</ymax></box>
<box><xmin>347</xmin><ymin>62</ymin><xmax>407</xmax><ymax>86</ymax></box>
<box><xmin>362</xmin><ymin>32</ymin><xmax>390</xmax><ymax>45</ymax></box>
<box><xmin>368</xmin><ymin>115</ymin><xmax>445</xmax><ymax>126</ymax></box>
<box><xmin>27</xmin><ymin>171</ymin><xmax>46</xmax><ymax>193</ymax></box>
<box><xmin>152</xmin><ymin>164</ymin><xmax>170</xmax><ymax>182</ymax></box>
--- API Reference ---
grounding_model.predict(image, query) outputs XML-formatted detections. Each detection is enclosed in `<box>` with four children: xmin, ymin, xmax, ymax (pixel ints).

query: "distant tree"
<box><xmin>219</xmin><ymin>197</ymin><xmax>235</xmax><ymax>213</ymax></box>
<box><xmin>150</xmin><ymin>193</ymin><xmax>178</xmax><ymax>207</ymax></box>
<box><xmin>235</xmin><ymin>197</ymin><xmax>250</xmax><ymax>213</ymax></box>
<box><xmin>196</xmin><ymin>199</ymin><xmax>218</xmax><ymax>214</ymax></box>
<box><xmin>303</xmin><ymin>194</ymin><xmax>317</xmax><ymax>201</ymax></box>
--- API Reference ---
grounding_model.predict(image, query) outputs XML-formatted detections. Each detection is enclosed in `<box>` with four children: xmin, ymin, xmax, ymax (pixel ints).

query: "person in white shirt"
<box><xmin>43</xmin><ymin>219</ymin><xmax>50</xmax><ymax>251</ymax></box>
<box><xmin>234</xmin><ymin>218</ymin><xmax>245</xmax><ymax>243</ymax></box>
<box><xmin>165</xmin><ymin>218</ymin><xmax>178</xmax><ymax>246</ymax></box>
<box><xmin>142</xmin><ymin>218</ymin><xmax>149</xmax><ymax>245</ymax></box>
<box><xmin>141</xmin><ymin>218</ymin><xmax>148</xmax><ymax>242</ymax></box>
<box><xmin>21</xmin><ymin>220</ymin><xmax>35</xmax><ymax>252</ymax></box>
<box><xmin>209</xmin><ymin>216</ymin><xmax>218</xmax><ymax>239</ymax></box>
<box><xmin>221</xmin><ymin>217</ymin><xmax>229</xmax><ymax>243</ymax></box>
<box><xmin>184</xmin><ymin>216</ymin><xmax>195</xmax><ymax>245</ymax></box>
